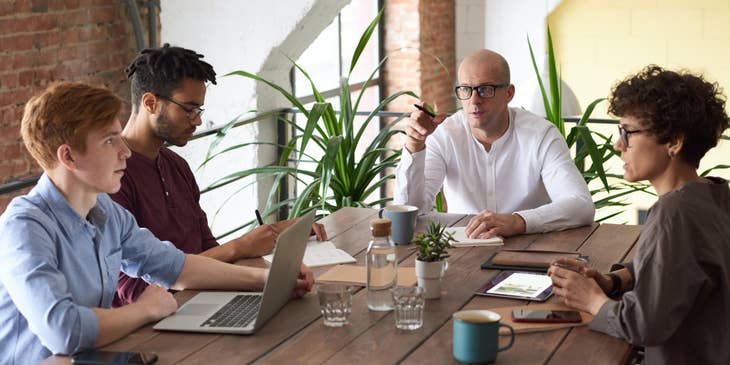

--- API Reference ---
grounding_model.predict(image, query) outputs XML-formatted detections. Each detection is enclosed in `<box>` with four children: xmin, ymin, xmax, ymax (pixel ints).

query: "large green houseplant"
<box><xmin>199</xmin><ymin>10</ymin><xmax>416</xmax><ymax>226</ymax></box>
<box><xmin>528</xmin><ymin>28</ymin><xmax>653</xmax><ymax>221</ymax></box>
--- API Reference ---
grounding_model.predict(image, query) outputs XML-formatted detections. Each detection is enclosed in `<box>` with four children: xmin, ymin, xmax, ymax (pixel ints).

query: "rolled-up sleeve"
<box><xmin>0</xmin><ymin>214</ymin><xmax>98</xmax><ymax>354</ymax></box>
<box><xmin>515</xmin><ymin>127</ymin><xmax>594</xmax><ymax>233</ymax></box>
<box><xmin>588</xmin><ymin>222</ymin><xmax>706</xmax><ymax>346</ymax></box>
<box><xmin>113</xmin><ymin>203</ymin><xmax>185</xmax><ymax>288</ymax></box>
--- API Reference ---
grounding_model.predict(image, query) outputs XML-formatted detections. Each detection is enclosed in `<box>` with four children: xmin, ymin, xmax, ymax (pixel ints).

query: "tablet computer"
<box><xmin>475</xmin><ymin>271</ymin><xmax>553</xmax><ymax>301</ymax></box>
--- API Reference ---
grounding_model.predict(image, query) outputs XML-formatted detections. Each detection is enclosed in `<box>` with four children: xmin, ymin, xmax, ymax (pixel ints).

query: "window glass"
<box><xmin>340</xmin><ymin>1</ymin><xmax>380</xmax><ymax>84</ymax></box>
<box><xmin>294</xmin><ymin>20</ymin><xmax>340</xmax><ymax>96</ymax></box>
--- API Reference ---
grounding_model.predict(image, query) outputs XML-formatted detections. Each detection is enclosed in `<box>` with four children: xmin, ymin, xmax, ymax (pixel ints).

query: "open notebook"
<box><xmin>263</xmin><ymin>238</ymin><xmax>356</xmax><ymax>267</ymax></box>
<box><xmin>448</xmin><ymin>226</ymin><xmax>504</xmax><ymax>247</ymax></box>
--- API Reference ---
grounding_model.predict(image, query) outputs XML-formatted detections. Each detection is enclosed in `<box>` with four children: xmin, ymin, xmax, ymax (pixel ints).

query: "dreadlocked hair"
<box><xmin>126</xmin><ymin>43</ymin><xmax>216</xmax><ymax>112</ymax></box>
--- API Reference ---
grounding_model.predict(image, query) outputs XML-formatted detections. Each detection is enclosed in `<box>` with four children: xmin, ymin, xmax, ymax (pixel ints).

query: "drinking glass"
<box><xmin>392</xmin><ymin>286</ymin><xmax>425</xmax><ymax>330</ymax></box>
<box><xmin>318</xmin><ymin>284</ymin><xmax>353</xmax><ymax>327</ymax></box>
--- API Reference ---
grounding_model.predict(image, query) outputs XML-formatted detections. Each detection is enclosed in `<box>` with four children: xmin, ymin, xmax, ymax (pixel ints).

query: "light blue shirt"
<box><xmin>0</xmin><ymin>174</ymin><xmax>186</xmax><ymax>365</ymax></box>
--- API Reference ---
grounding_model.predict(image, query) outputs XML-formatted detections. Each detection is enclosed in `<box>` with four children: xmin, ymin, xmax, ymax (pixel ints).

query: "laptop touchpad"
<box><xmin>177</xmin><ymin>303</ymin><xmax>218</xmax><ymax>316</ymax></box>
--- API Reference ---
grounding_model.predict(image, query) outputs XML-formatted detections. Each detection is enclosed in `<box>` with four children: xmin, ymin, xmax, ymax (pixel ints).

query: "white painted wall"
<box><xmin>455</xmin><ymin>0</ymin><xmax>485</xmax><ymax>68</ymax></box>
<box><xmin>160</xmin><ymin>0</ymin><xmax>348</xmax><ymax>239</ymax></box>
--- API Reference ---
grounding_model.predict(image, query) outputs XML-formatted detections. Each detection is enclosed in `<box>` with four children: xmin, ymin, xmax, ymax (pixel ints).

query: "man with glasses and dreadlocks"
<box><xmin>394</xmin><ymin>49</ymin><xmax>594</xmax><ymax>239</ymax></box>
<box><xmin>113</xmin><ymin>44</ymin><xmax>325</xmax><ymax>306</ymax></box>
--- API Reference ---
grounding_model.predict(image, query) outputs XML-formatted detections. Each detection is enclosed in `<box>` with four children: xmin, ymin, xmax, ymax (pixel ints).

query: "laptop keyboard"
<box><xmin>201</xmin><ymin>294</ymin><xmax>262</xmax><ymax>328</ymax></box>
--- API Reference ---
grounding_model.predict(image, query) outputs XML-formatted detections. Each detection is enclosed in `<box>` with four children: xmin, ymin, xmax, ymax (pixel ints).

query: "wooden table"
<box><xmin>42</xmin><ymin>207</ymin><xmax>642</xmax><ymax>365</ymax></box>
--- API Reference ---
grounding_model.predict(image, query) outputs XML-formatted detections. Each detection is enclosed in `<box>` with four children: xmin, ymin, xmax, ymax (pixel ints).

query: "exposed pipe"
<box><xmin>147</xmin><ymin>0</ymin><xmax>160</xmax><ymax>47</ymax></box>
<box><xmin>124</xmin><ymin>0</ymin><xmax>145</xmax><ymax>51</ymax></box>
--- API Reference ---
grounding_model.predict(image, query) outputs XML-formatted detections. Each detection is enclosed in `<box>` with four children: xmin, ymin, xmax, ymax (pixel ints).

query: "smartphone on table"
<box><xmin>511</xmin><ymin>309</ymin><xmax>582</xmax><ymax>323</ymax></box>
<box><xmin>71</xmin><ymin>350</ymin><xmax>158</xmax><ymax>365</ymax></box>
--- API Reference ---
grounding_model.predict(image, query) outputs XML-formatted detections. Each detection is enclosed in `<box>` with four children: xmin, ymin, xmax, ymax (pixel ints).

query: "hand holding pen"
<box><xmin>404</xmin><ymin>102</ymin><xmax>447</xmax><ymax>153</ymax></box>
<box><xmin>413</xmin><ymin>103</ymin><xmax>436</xmax><ymax>118</ymax></box>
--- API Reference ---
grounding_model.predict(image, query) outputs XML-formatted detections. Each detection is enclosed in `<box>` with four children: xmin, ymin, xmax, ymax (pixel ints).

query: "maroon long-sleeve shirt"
<box><xmin>110</xmin><ymin>147</ymin><xmax>218</xmax><ymax>307</ymax></box>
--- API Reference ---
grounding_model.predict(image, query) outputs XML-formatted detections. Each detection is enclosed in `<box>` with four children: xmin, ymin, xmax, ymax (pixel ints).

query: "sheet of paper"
<box><xmin>263</xmin><ymin>239</ymin><xmax>356</xmax><ymax>268</ymax></box>
<box><xmin>486</xmin><ymin>272</ymin><xmax>553</xmax><ymax>299</ymax></box>
<box><xmin>316</xmin><ymin>264</ymin><xmax>418</xmax><ymax>287</ymax></box>
<box><xmin>448</xmin><ymin>226</ymin><xmax>504</xmax><ymax>247</ymax></box>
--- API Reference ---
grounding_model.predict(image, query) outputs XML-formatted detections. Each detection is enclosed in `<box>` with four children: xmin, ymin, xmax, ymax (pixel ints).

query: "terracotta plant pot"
<box><xmin>415</xmin><ymin>259</ymin><xmax>448</xmax><ymax>299</ymax></box>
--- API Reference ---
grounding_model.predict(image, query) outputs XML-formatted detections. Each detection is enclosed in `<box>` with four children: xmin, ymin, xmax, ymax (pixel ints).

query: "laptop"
<box><xmin>153</xmin><ymin>210</ymin><xmax>316</xmax><ymax>334</ymax></box>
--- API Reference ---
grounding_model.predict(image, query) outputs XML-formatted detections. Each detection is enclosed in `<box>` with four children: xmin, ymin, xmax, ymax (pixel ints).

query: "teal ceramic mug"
<box><xmin>452</xmin><ymin>310</ymin><xmax>515</xmax><ymax>363</ymax></box>
<box><xmin>378</xmin><ymin>205</ymin><xmax>418</xmax><ymax>244</ymax></box>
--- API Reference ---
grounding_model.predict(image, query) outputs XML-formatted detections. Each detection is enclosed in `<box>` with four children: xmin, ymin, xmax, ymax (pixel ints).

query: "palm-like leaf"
<box><xmin>528</xmin><ymin>27</ymin><xmax>655</xmax><ymax>220</ymax></box>
<box><xmin>201</xmin><ymin>9</ymin><xmax>414</xmax><ymax>223</ymax></box>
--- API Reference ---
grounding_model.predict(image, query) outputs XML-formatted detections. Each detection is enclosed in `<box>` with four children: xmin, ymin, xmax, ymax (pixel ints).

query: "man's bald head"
<box><xmin>458</xmin><ymin>49</ymin><xmax>510</xmax><ymax>85</ymax></box>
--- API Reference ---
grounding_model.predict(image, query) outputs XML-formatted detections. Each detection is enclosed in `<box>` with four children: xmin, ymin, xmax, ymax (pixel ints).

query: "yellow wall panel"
<box><xmin>661</xmin><ymin>0</ymin><xmax>729</xmax><ymax>9</ymax></box>
<box><xmin>549</xmin><ymin>2</ymin><xmax>631</xmax><ymax>38</ymax></box>
<box><xmin>632</xmin><ymin>9</ymin><xmax>703</xmax><ymax>39</ymax></box>
<box><xmin>704</xmin><ymin>10</ymin><xmax>730</xmax><ymax>39</ymax></box>
<box><xmin>548</xmin><ymin>0</ymin><xmax>730</xmax><ymax>224</ymax></box>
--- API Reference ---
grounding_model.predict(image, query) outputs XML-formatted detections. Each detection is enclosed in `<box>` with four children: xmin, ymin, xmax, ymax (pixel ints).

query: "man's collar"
<box><xmin>35</xmin><ymin>173</ymin><xmax>108</xmax><ymax>234</ymax></box>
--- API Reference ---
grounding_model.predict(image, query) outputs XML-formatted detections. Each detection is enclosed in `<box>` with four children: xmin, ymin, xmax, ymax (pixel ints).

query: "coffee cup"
<box><xmin>452</xmin><ymin>310</ymin><xmax>514</xmax><ymax>363</ymax></box>
<box><xmin>378</xmin><ymin>205</ymin><xmax>418</xmax><ymax>244</ymax></box>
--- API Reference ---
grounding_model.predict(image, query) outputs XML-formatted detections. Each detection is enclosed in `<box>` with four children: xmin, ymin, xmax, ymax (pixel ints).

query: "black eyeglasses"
<box><xmin>454</xmin><ymin>83</ymin><xmax>507</xmax><ymax>100</ymax></box>
<box><xmin>617</xmin><ymin>125</ymin><xmax>647</xmax><ymax>147</ymax></box>
<box><xmin>157</xmin><ymin>95</ymin><xmax>204</xmax><ymax>120</ymax></box>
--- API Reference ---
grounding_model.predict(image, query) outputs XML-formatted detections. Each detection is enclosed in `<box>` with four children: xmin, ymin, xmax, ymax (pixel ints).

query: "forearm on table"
<box><xmin>172</xmin><ymin>254</ymin><xmax>267</xmax><ymax>291</ymax></box>
<box><xmin>91</xmin><ymin>304</ymin><xmax>155</xmax><ymax>347</ymax></box>
<box><xmin>516</xmin><ymin>194</ymin><xmax>594</xmax><ymax>233</ymax></box>
<box><xmin>199</xmin><ymin>239</ymin><xmax>240</xmax><ymax>263</ymax></box>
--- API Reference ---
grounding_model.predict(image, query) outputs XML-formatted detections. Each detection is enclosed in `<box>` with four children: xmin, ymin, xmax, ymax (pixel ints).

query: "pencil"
<box><xmin>413</xmin><ymin>104</ymin><xmax>436</xmax><ymax>118</ymax></box>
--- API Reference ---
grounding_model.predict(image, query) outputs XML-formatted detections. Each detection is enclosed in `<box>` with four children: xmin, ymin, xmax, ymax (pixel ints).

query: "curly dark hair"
<box><xmin>608</xmin><ymin>65</ymin><xmax>729</xmax><ymax>168</ymax></box>
<box><xmin>126</xmin><ymin>43</ymin><xmax>216</xmax><ymax>112</ymax></box>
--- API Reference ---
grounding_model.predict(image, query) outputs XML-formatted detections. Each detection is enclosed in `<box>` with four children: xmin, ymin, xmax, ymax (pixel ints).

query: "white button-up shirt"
<box><xmin>394</xmin><ymin>108</ymin><xmax>594</xmax><ymax>233</ymax></box>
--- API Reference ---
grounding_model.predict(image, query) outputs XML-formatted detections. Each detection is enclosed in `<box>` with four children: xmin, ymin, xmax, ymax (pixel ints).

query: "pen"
<box><xmin>413</xmin><ymin>103</ymin><xmax>436</xmax><ymax>118</ymax></box>
<box><xmin>255</xmin><ymin>209</ymin><xmax>264</xmax><ymax>226</ymax></box>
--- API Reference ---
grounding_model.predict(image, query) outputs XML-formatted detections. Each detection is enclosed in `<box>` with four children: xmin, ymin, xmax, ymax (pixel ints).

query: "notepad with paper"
<box><xmin>263</xmin><ymin>239</ymin><xmax>356</xmax><ymax>268</ymax></box>
<box><xmin>316</xmin><ymin>264</ymin><xmax>418</xmax><ymax>287</ymax></box>
<box><xmin>448</xmin><ymin>227</ymin><xmax>504</xmax><ymax>247</ymax></box>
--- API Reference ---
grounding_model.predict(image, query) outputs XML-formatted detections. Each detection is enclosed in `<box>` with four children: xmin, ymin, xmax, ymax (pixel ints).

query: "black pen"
<box><xmin>255</xmin><ymin>209</ymin><xmax>264</xmax><ymax>226</ymax></box>
<box><xmin>413</xmin><ymin>103</ymin><xmax>436</xmax><ymax>118</ymax></box>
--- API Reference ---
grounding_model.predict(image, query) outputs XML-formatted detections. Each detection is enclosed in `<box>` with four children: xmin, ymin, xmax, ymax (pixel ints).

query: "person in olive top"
<box><xmin>112</xmin><ymin>44</ymin><xmax>326</xmax><ymax>306</ymax></box>
<box><xmin>549</xmin><ymin>65</ymin><xmax>730</xmax><ymax>365</ymax></box>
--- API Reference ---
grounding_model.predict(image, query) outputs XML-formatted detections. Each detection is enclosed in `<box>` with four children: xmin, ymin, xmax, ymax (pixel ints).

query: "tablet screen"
<box><xmin>487</xmin><ymin>272</ymin><xmax>552</xmax><ymax>299</ymax></box>
<box><xmin>476</xmin><ymin>271</ymin><xmax>553</xmax><ymax>301</ymax></box>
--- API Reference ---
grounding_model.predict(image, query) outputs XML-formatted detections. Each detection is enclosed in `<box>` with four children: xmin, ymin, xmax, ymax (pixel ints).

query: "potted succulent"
<box><xmin>414</xmin><ymin>221</ymin><xmax>455</xmax><ymax>299</ymax></box>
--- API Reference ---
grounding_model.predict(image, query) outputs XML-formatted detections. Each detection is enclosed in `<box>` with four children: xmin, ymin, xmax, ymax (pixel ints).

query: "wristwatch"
<box><xmin>607</xmin><ymin>272</ymin><xmax>622</xmax><ymax>297</ymax></box>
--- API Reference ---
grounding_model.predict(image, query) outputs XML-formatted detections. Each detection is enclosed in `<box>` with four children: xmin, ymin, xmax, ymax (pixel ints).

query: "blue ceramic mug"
<box><xmin>378</xmin><ymin>205</ymin><xmax>418</xmax><ymax>244</ymax></box>
<box><xmin>452</xmin><ymin>310</ymin><xmax>515</xmax><ymax>363</ymax></box>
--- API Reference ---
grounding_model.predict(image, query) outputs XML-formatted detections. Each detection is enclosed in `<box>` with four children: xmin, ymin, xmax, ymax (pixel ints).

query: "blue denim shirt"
<box><xmin>0</xmin><ymin>174</ymin><xmax>186</xmax><ymax>365</ymax></box>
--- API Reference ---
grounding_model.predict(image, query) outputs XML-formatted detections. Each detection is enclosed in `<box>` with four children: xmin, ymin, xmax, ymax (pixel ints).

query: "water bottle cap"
<box><xmin>370</xmin><ymin>218</ymin><xmax>391</xmax><ymax>236</ymax></box>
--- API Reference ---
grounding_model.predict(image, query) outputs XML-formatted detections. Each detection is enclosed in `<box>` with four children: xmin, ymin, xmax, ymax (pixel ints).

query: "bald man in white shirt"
<box><xmin>394</xmin><ymin>49</ymin><xmax>594</xmax><ymax>239</ymax></box>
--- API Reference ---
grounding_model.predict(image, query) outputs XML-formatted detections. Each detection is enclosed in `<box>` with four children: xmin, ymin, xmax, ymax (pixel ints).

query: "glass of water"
<box><xmin>392</xmin><ymin>286</ymin><xmax>425</xmax><ymax>330</ymax></box>
<box><xmin>317</xmin><ymin>284</ymin><xmax>353</xmax><ymax>327</ymax></box>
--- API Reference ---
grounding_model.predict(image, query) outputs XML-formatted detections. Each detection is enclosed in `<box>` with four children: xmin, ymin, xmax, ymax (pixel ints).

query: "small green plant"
<box><xmin>414</xmin><ymin>221</ymin><xmax>455</xmax><ymax>262</ymax></box>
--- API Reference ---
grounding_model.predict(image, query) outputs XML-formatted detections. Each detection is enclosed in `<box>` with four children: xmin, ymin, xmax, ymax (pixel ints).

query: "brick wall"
<box><xmin>0</xmin><ymin>0</ymin><xmax>150</xmax><ymax>212</ymax></box>
<box><xmin>383</xmin><ymin>0</ymin><xmax>456</xmax><ymax>116</ymax></box>
<box><xmin>382</xmin><ymin>0</ymin><xmax>456</xmax><ymax>198</ymax></box>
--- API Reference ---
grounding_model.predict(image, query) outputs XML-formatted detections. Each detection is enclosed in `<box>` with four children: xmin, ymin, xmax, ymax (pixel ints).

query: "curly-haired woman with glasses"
<box><xmin>549</xmin><ymin>65</ymin><xmax>730</xmax><ymax>365</ymax></box>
